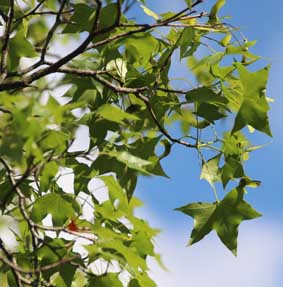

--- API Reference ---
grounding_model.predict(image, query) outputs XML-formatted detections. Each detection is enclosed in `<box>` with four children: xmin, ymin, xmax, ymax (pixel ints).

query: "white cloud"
<box><xmin>148</xmin><ymin>222</ymin><xmax>283</xmax><ymax>287</ymax></box>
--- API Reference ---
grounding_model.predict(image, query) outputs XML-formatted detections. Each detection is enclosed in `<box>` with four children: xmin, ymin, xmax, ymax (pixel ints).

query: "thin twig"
<box><xmin>40</xmin><ymin>0</ymin><xmax>68</xmax><ymax>62</ymax></box>
<box><xmin>15</xmin><ymin>0</ymin><xmax>45</xmax><ymax>22</ymax></box>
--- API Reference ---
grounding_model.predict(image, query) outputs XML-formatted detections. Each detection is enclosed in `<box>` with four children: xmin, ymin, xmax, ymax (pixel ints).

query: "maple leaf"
<box><xmin>175</xmin><ymin>188</ymin><xmax>261</xmax><ymax>255</ymax></box>
<box><xmin>232</xmin><ymin>63</ymin><xmax>272</xmax><ymax>136</ymax></box>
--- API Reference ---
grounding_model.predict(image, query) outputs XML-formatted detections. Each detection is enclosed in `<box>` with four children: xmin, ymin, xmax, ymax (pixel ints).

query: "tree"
<box><xmin>0</xmin><ymin>0</ymin><xmax>271</xmax><ymax>286</ymax></box>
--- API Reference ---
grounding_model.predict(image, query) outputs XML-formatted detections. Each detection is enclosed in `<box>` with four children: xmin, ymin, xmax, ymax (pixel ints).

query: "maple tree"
<box><xmin>0</xmin><ymin>0</ymin><xmax>271</xmax><ymax>286</ymax></box>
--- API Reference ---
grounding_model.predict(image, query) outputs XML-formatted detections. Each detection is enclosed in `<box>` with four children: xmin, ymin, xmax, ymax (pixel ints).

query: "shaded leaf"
<box><xmin>96</xmin><ymin>104</ymin><xmax>139</xmax><ymax>124</ymax></box>
<box><xmin>186</xmin><ymin>87</ymin><xmax>228</xmax><ymax>106</ymax></box>
<box><xmin>31</xmin><ymin>193</ymin><xmax>79</xmax><ymax>226</ymax></box>
<box><xmin>232</xmin><ymin>64</ymin><xmax>271</xmax><ymax>136</ymax></box>
<box><xmin>200</xmin><ymin>154</ymin><xmax>221</xmax><ymax>186</ymax></box>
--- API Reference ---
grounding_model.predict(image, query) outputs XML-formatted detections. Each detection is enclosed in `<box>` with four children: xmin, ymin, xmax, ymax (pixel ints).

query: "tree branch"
<box><xmin>40</xmin><ymin>0</ymin><xmax>68</xmax><ymax>62</ymax></box>
<box><xmin>0</xmin><ymin>0</ymin><xmax>207</xmax><ymax>91</ymax></box>
<box><xmin>0</xmin><ymin>0</ymin><xmax>14</xmax><ymax>80</ymax></box>
<box><xmin>0</xmin><ymin>253</ymin><xmax>80</xmax><ymax>274</ymax></box>
<box><xmin>15</xmin><ymin>0</ymin><xmax>46</xmax><ymax>22</ymax></box>
<box><xmin>0</xmin><ymin>238</ymin><xmax>26</xmax><ymax>286</ymax></box>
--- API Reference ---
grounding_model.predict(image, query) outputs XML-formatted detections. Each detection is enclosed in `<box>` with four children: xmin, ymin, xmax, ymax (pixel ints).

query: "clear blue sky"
<box><xmin>128</xmin><ymin>1</ymin><xmax>283</xmax><ymax>286</ymax></box>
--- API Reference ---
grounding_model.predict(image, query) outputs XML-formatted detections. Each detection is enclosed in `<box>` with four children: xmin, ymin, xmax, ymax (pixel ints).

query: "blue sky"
<box><xmin>130</xmin><ymin>1</ymin><xmax>283</xmax><ymax>286</ymax></box>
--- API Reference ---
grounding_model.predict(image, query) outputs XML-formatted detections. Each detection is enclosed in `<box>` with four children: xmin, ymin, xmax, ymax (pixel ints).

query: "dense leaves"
<box><xmin>0</xmin><ymin>0</ymin><xmax>271</xmax><ymax>286</ymax></box>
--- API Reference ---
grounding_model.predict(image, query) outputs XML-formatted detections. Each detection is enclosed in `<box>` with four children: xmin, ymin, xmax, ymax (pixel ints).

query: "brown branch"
<box><xmin>123</xmin><ymin>0</ymin><xmax>136</xmax><ymax>14</ymax></box>
<box><xmin>54</xmin><ymin>66</ymin><xmax>147</xmax><ymax>93</ymax></box>
<box><xmin>40</xmin><ymin>0</ymin><xmax>68</xmax><ymax>62</ymax></box>
<box><xmin>0</xmin><ymin>253</ymin><xmax>80</xmax><ymax>274</ymax></box>
<box><xmin>116</xmin><ymin>0</ymin><xmax>122</xmax><ymax>26</ymax></box>
<box><xmin>0</xmin><ymin>239</ymin><xmax>26</xmax><ymax>286</ymax></box>
<box><xmin>34</xmin><ymin>223</ymin><xmax>97</xmax><ymax>243</ymax></box>
<box><xmin>135</xmin><ymin>93</ymin><xmax>197</xmax><ymax>148</ymax></box>
<box><xmin>0</xmin><ymin>158</ymin><xmax>37</xmax><ymax>208</ymax></box>
<box><xmin>32</xmin><ymin>9</ymin><xmax>74</xmax><ymax>16</ymax></box>
<box><xmin>58</xmin><ymin>68</ymin><xmax>196</xmax><ymax>148</ymax></box>
<box><xmin>15</xmin><ymin>0</ymin><xmax>45</xmax><ymax>22</ymax></box>
<box><xmin>0</xmin><ymin>0</ymin><xmax>14</xmax><ymax>80</ymax></box>
<box><xmin>0</xmin><ymin>157</ymin><xmax>40</xmax><ymax>283</ymax></box>
<box><xmin>87</xmin><ymin>10</ymin><xmax>207</xmax><ymax>51</ymax></box>
<box><xmin>0</xmin><ymin>0</ymin><xmax>208</xmax><ymax>91</ymax></box>
<box><xmin>0</xmin><ymin>10</ymin><xmax>8</xmax><ymax>22</ymax></box>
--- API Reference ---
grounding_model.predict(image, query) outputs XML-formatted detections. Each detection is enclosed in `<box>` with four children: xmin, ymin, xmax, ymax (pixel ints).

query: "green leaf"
<box><xmin>128</xmin><ymin>279</ymin><xmax>140</xmax><ymax>287</ymax></box>
<box><xmin>140</xmin><ymin>5</ymin><xmax>159</xmax><ymax>20</ymax></box>
<box><xmin>184</xmin><ymin>0</ymin><xmax>192</xmax><ymax>8</ymax></box>
<box><xmin>100</xmin><ymin>175</ymin><xmax>128</xmax><ymax>212</ymax></box>
<box><xmin>200</xmin><ymin>154</ymin><xmax>221</xmax><ymax>187</ymax></box>
<box><xmin>31</xmin><ymin>193</ymin><xmax>79</xmax><ymax>226</ymax></box>
<box><xmin>8</xmin><ymin>22</ymin><xmax>37</xmax><ymax>70</ymax></box>
<box><xmin>225</xmin><ymin>41</ymin><xmax>257</xmax><ymax>55</ymax></box>
<box><xmin>106</xmin><ymin>58</ymin><xmax>128</xmax><ymax>82</ymax></box>
<box><xmin>88</xmin><ymin>273</ymin><xmax>124</xmax><ymax>287</ymax></box>
<box><xmin>107</xmin><ymin>150</ymin><xmax>152</xmax><ymax>174</ymax></box>
<box><xmin>221</xmin><ymin>157</ymin><xmax>244</xmax><ymax>188</ymax></box>
<box><xmin>209</xmin><ymin>0</ymin><xmax>226</xmax><ymax>24</ymax></box>
<box><xmin>195</xmin><ymin>103</ymin><xmax>226</xmax><ymax>122</ymax></box>
<box><xmin>232</xmin><ymin>64</ymin><xmax>272</xmax><ymax>136</ymax></box>
<box><xmin>131</xmin><ymin>231</ymin><xmax>154</xmax><ymax>257</ymax></box>
<box><xmin>176</xmin><ymin>188</ymin><xmax>261</xmax><ymax>255</ymax></box>
<box><xmin>220</xmin><ymin>132</ymin><xmax>247</xmax><ymax>187</ymax></box>
<box><xmin>124</xmin><ymin>33</ymin><xmax>159</xmax><ymax>66</ymax></box>
<box><xmin>41</xmin><ymin>130</ymin><xmax>70</xmax><ymax>154</ymax></box>
<box><xmin>95</xmin><ymin>104</ymin><xmax>139</xmax><ymax>124</ymax></box>
<box><xmin>98</xmin><ymin>3</ymin><xmax>120</xmax><ymax>30</ymax></box>
<box><xmin>179</xmin><ymin>27</ymin><xmax>194</xmax><ymax>59</ymax></box>
<box><xmin>62</xmin><ymin>4</ymin><xmax>95</xmax><ymax>33</ymax></box>
<box><xmin>40</xmin><ymin>161</ymin><xmax>59</xmax><ymax>192</ymax></box>
<box><xmin>191</xmin><ymin>52</ymin><xmax>224</xmax><ymax>70</ymax></box>
<box><xmin>186</xmin><ymin>87</ymin><xmax>228</xmax><ymax>106</ymax></box>
<box><xmin>220</xmin><ymin>33</ymin><xmax>232</xmax><ymax>46</ymax></box>
<box><xmin>176</xmin><ymin>202</ymin><xmax>217</xmax><ymax>244</ymax></box>
<box><xmin>239</xmin><ymin>176</ymin><xmax>261</xmax><ymax>188</ymax></box>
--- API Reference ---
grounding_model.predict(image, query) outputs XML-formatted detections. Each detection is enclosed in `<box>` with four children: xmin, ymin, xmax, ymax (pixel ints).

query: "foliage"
<box><xmin>0</xmin><ymin>0</ymin><xmax>271</xmax><ymax>286</ymax></box>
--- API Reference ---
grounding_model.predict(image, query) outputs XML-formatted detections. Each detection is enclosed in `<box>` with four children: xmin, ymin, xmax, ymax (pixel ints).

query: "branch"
<box><xmin>40</xmin><ymin>0</ymin><xmax>68</xmax><ymax>62</ymax></box>
<box><xmin>15</xmin><ymin>0</ymin><xmax>45</xmax><ymax>22</ymax></box>
<box><xmin>34</xmin><ymin>223</ymin><xmax>97</xmax><ymax>243</ymax></box>
<box><xmin>135</xmin><ymin>93</ymin><xmax>197</xmax><ymax>148</ymax></box>
<box><xmin>0</xmin><ymin>0</ymin><xmax>14</xmax><ymax>80</ymax></box>
<box><xmin>0</xmin><ymin>0</ymin><xmax>207</xmax><ymax>91</ymax></box>
<box><xmin>0</xmin><ymin>239</ymin><xmax>27</xmax><ymax>286</ymax></box>
<box><xmin>0</xmin><ymin>253</ymin><xmax>80</xmax><ymax>274</ymax></box>
<box><xmin>58</xmin><ymin>69</ymin><xmax>197</xmax><ymax>148</ymax></box>
<box><xmin>123</xmin><ymin>0</ymin><xmax>136</xmax><ymax>14</ymax></box>
<box><xmin>55</xmin><ymin>66</ymin><xmax>148</xmax><ymax>94</ymax></box>
<box><xmin>0</xmin><ymin>157</ymin><xmax>40</xmax><ymax>281</ymax></box>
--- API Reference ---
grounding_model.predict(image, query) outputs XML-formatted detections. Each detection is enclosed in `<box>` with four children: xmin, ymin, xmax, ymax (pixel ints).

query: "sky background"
<box><xmin>130</xmin><ymin>1</ymin><xmax>283</xmax><ymax>286</ymax></box>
